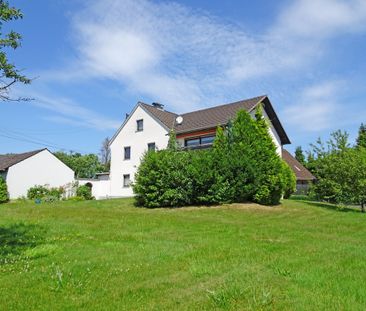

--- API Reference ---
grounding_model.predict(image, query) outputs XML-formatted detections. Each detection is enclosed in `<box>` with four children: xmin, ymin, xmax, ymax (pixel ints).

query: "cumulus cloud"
<box><xmin>65</xmin><ymin>0</ymin><xmax>366</xmax><ymax>113</ymax></box>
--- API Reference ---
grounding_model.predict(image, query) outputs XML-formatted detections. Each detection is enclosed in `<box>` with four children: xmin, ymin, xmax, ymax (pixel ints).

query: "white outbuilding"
<box><xmin>0</xmin><ymin>148</ymin><xmax>75</xmax><ymax>199</ymax></box>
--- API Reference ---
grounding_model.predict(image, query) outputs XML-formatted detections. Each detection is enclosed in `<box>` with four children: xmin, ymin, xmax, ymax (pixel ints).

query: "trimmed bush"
<box><xmin>0</xmin><ymin>177</ymin><xmax>9</xmax><ymax>203</ymax></box>
<box><xmin>76</xmin><ymin>185</ymin><xmax>93</xmax><ymax>200</ymax></box>
<box><xmin>134</xmin><ymin>107</ymin><xmax>296</xmax><ymax>207</ymax></box>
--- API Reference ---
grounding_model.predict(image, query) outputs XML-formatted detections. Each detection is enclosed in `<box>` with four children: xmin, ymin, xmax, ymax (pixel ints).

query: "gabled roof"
<box><xmin>140</xmin><ymin>103</ymin><xmax>177</xmax><ymax>130</ymax></box>
<box><xmin>282</xmin><ymin>149</ymin><xmax>316</xmax><ymax>181</ymax></box>
<box><xmin>138</xmin><ymin>95</ymin><xmax>290</xmax><ymax>145</ymax></box>
<box><xmin>0</xmin><ymin>149</ymin><xmax>46</xmax><ymax>171</ymax></box>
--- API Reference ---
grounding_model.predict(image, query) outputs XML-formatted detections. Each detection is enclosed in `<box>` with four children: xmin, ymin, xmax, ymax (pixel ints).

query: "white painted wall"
<box><xmin>78</xmin><ymin>176</ymin><xmax>111</xmax><ymax>200</ymax></box>
<box><xmin>6</xmin><ymin>150</ymin><xmax>75</xmax><ymax>199</ymax></box>
<box><xmin>109</xmin><ymin>105</ymin><xmax>170</xmax><ymax>197</ymax></box>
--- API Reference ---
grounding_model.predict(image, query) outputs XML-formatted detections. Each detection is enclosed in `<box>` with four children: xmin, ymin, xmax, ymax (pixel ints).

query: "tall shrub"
<box><xmin>134</xmin><ymin>107</ymin><xmax>294</xmax><ymax>207</ymax></box>
<box><xmin>133</xmin><ymin>150</ymin><xmax>194</xmax><ymax>207</ymax></box>
<box><xmin>0</xmin><ymin>176</ymin><xmax>9</xmax><ymax>203</ymax></box>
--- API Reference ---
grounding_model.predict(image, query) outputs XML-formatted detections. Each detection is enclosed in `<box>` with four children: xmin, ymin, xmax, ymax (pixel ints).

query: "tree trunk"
<box><xmin>361</xmin><ymin>202</ymin><xmax>365</xmax><ymax>213</ymax></box>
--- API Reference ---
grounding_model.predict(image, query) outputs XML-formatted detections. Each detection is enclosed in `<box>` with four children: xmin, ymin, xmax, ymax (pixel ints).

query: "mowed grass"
<box><xmin>0</xmin><ymin>199</ymin><xmax>365</xmax><ymax>310</ymax></box>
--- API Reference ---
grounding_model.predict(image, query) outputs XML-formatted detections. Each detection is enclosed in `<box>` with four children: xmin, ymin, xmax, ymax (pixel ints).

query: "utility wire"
<box><xmin>0</xmin><ymin>130</ymin><xmax>92</xmax><ymax>154</ymax></box>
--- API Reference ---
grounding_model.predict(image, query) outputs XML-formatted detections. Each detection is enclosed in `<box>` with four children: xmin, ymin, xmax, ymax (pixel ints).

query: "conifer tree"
<box><xmin>295</xmin><ymin>146</ymin><xmax>306</xmax><ymax>165</ymax></box>
<box><xmin>356</xmin><ymin>123</ymin><xmax>366</xmax><ymax>148</ymax></box>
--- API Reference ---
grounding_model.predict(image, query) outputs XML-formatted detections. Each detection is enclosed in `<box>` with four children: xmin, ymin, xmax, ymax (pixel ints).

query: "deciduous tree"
<box><xmin>0</xmin><ymin>1</ymin><xmax>30</xmax><ymax>101</ymax></box>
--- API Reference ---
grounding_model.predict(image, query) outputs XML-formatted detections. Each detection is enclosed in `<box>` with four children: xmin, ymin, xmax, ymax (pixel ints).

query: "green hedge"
<box><xmin>134</xmin><ymin>107</ymin><xmax>296</xmax><ymax>207</ymax></box>
<box><xmin>0</xmin><ymin>176</ymin><xmax>9</xmax><ymax>203</ymax></box>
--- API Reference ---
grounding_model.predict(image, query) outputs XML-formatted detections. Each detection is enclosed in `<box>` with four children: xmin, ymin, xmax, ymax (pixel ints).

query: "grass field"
<box><xmin>0</xmin><ymin>198</ymin><xmax>365</xmax><ymax>310</ymax></box>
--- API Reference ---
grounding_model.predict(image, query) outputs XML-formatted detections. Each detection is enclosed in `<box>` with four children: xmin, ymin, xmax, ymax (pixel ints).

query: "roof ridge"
<box><xmin>0</xmin><ymin>148</ymin><xmax>46</xmax><ymax>157</ymax></box>
<box><xmin>139</xmin><ymin>102</ymin><xmax>178</xmax><ymax>116</ymax></box>
<box><xmin>180</xmin><ymin>95</ymin><xmax>267</xmax><ymax>116</ymax></box>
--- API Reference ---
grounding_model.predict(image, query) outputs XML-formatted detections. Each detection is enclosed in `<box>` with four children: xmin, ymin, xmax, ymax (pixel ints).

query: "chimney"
<box><xmin>152</xmin><ymin>102</ymin><xmax>164</xmax><ymax>110</ymax></box>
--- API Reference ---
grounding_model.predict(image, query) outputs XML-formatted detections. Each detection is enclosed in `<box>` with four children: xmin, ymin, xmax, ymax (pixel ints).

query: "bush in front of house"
<box><xmin>76</xmin><ymin>185</ymin><xmax>93</xmax><ymax>200</ymax></box>
<box><xmin>27</xmin><ymin>185</ymin><xmax>65</xmax><ymax>201</ymax></box>
<box><xmin>27</xmin><ymin>185</ymin><xmax>50</xmax><ymax>200</ymax></box>
<box><xmin>134</xmin><ymin>107</ymin><xmax>296</xmax><ymax>207</ymax></box>
<box><xmin>0</xmin><ymin>176</ymin><xmax>9</xmax><ymax>204</ymax></box>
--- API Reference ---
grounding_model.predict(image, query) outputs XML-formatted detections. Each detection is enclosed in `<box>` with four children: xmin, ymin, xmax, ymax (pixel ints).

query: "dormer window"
<box><xmin>137</xmin><ymin>119</ymin><xmax>143</xmax><ymax>132</ymax></box>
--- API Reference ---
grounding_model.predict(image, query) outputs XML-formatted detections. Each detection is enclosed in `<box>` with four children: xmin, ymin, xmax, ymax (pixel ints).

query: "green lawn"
<box><xmin>0</xmin><ymin>199</ymin><xmax>365</xmax><ymax>310</ymax></box>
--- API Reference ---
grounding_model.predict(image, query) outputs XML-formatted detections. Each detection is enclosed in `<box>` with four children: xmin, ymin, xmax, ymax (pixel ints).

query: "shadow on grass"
<box><xmin>0</xmin><ymin>223</ymin><xmax>46</xmax><ymax>258</ymax></box>
<box><xmin>301</xmin><ymin>201</ymin><xmax>361</xmax><ymax>213</ymax></box>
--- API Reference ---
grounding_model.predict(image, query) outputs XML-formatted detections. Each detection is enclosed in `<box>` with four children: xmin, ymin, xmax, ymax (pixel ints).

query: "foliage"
<box><xmin>134</xmin><ymin>107</ymin><xmax>296</xmax><ymax>207</ymax></box>
<box><xmin>356</xmin><ymin>123</ymin><xmax>366</xmax><ymax>149</ymax></box>
<box><xmin>54</xmin><ymin>151</ymin><xmax>104</xmax><ymax>178</ymax></box>
<box><xmin>0</xmin><ymin>176</ymin><xmax>9</xmax><ymax>203</ymax></box>
<box><xmin>167</xmin><ymin>130</ymin><xmax>178</xmax><ymax>151</ymax></box>
<box><xmin>0</xmin><ymin>0</ymin><xmax>31</xmax><ymax>101</ymax></box>
<box><xmin>27</xmin><ymin>185</ymin><xmax>64</xmax><ymax>201</ymax></box>
<box><xmin>307</xmin><ymin>131</ymin><xmax>366</xmax><ymax>212</ymax></box>
<box><xmin>295</xmin><ymin>146</ymin><xmax>306</xmax><ymax>166</ymax></box>
<box><xmin>27</xmin><ymin>185</ymin><xmax>50</xmax><ymax>200</ymax></box>
<box><xmin>76</xmin><ymin>185</ymin><xmax>93</xmax><ymax>200</ymax></box>
<box><xmin>281</xmin><ymin>161</ymin><xmax>297</xmax><ymax>199</ymax></box>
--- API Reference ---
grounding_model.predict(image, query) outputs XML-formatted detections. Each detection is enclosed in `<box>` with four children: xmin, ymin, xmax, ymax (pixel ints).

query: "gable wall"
<box><xmin>6</xmin><ymin>150</ymin><xmax>75</xmax><ymax>199</ymax></box>
<box><xmin>109</xmin><ymin>105</ymin><xmax>169</xmax><ymax>197</ymax></box>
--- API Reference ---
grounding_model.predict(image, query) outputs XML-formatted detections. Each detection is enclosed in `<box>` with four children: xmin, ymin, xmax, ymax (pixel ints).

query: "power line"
<box><xmin>0</xmin><ymin>130</ymin><xmax>93</xmax><ymax>154</ymax></box>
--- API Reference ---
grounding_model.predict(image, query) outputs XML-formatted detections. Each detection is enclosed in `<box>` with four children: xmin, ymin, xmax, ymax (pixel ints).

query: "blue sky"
<box><xmin>1</xmin><ymin>0</ymin><xmax>366</xmax><ymax>155</ymax></box>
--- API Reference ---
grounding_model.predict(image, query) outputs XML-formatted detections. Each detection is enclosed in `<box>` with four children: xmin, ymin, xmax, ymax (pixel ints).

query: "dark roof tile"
<box><xmin>282</xmin><ymin>149</ymin><xmax>316</xmax><ymax>181</ymax></box>
<box><xmin>139</xmin><ymin>95</ymin><xmax>291</xmax><ymax>145</ymax></box>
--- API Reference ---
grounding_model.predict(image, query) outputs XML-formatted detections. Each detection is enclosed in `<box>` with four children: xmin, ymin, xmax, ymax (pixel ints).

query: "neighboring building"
<box><xmin>95</xmin><ymin>95</ymin><xmax>290</xmax><ymax>198</ymax></box>
<box><xmin>0</xmin><ymin>149</ymin><xmax>75</xmax><ymax>199</ymax></box>
<box><xmin>282</xmin><ymin>149</ymin><xmax>316</xmax><ymax>194</ymax></box>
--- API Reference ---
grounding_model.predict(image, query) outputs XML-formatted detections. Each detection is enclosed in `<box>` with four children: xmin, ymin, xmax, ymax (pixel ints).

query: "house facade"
<box><xmin>87</xmin><ymin>95</ymin><xmax>292</xmax><ymax>199</ymax></box>
<box><xmin>0</xmin><ymin>149</ymin><xmax>75</xmax><ymax>199</ymax></box>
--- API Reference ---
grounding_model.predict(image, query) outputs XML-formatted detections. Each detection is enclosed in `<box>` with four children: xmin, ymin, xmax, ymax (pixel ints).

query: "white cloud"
<box><xmin>273</xmin><ymin>0</ymin><xmax>366</xmax><ymax>39</ymax></box>
<box><xmin>282</xmin><ymin>81</ymin><xmax>344</xmax><ymax>131</ymax></box>
<box><xmin>64</xmin><ymin>0</ymin><xmax>366</xmax><ymax>113</ymax></box>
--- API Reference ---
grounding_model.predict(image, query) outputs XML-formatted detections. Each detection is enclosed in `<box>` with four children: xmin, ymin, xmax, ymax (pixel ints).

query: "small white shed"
<box><xmin>0</xmin><ymin>148</ymin><xmax>75</xmax><ymax>199</ymax></box>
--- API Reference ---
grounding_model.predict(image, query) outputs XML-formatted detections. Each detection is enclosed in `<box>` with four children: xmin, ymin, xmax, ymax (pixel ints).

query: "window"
<box><xmin>136</xmin><ymin>119</ymin><xmax>143</xmax><ymax>131</ymax></box>
<box><xmin>185</xmin><ymin>138</ymin><xmax>200</xmax><ymax>147</ymax></box>
<box><xmin>124</xmin><ymin>146</ymin><xmax>131</xmax><ymax>160</ymax></box>
<box><xmin>123</xmin><ymin>174</ymin><xmax>131</xmax><ymax>187</ymax></box>
<box><xmin>200</xmin><ymin>135</ymin><xmax>215</xmax><ymax>145</ymax></box>
<box><xmin>148</xmin><ymin>142</ymin><xmax>156</xmax><ymax>152</ymax></box>
<box><xmin>185</xmin><ymin>135</ymin><xmax>215</xmax><ymax>147</ymax></box>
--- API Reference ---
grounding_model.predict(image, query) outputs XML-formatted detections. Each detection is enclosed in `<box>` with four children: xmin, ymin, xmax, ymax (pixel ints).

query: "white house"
<box><xmin>0</xmin><ymin>148</ymin><xmax>75</xmax><ymax>199</ymax></box>
<box><xmin>88</xmin><ymin>95</ymin><xmax>293</xmax><ymax>199</ymax></box>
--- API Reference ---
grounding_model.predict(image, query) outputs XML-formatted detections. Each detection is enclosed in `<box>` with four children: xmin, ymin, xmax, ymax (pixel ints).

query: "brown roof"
<box><xmin>140</xmin><ymin>103</ymin><xmax>178</xmax><ymax>129</ymax></box>
<box><xmin>139</xmin><ymin>95</ymin><xmax>291</xmax><ymax>145</ymax></box>
<box><xmin>175</xmin><ymin>96</ymin><xmax>264</xmax><ymax>134</ymax></box>
<box><xmin>282</xmin><ymin>149</ymin><xmax>316</xmax><ymax>181</ymax></box>
<box><xmin>0</xmin><ymin>149</ymin><xmax>45</xmax><ymax>171</ymax></box>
